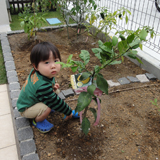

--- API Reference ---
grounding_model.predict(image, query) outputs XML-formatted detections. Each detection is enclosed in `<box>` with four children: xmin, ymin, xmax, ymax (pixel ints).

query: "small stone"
<box><xmin>107</xmin><ymin>80</ymin><xmax>120</xmax><ymax>87</ymax></box>
<box><xmin>145</xmin><ymin>73</ymin><xmax>157</xmax><ymax>80</ymax></box>
<box><xmin>136</xmin><ymin>74</ymin><xmax>149</xmax><ymax>83</ymax></box>
<box><xmin>118</xmin><ymin>77</ymin><xmax>130</xmax><ymax>85</ymax></box>
<box><xmin>48</xmin><ymin>153</ymin><xmax>51</xmax><ymax>157</ymax></box>
<box><xmin>127</xmin><ymin>76</ymin><xmax>140</xmax><ymax>83</ymax></box>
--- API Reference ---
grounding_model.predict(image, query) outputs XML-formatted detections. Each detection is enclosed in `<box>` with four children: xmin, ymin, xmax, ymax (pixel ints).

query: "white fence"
<box><xmin>95</xmin><ymin>0</ymin><xmax>160</xmax><ymax>61</ymax></box>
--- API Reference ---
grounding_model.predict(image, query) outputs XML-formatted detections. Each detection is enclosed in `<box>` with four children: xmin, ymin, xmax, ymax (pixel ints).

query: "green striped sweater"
<box><xmin>17</xmin><ymin>68</ymin><xmax>72</xmax><ymax>116</ymax></box>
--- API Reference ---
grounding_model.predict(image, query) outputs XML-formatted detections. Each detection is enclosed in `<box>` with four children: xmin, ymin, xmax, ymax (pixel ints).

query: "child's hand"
<box><xmin>64</xmin><ymin>113</ymin><xmax>72</xmax><ymax>121</ymax></box>
<box><xmin>53</xmin><ymin>83</ymin><xmax>59</xmax><ymax>91</ymax></box>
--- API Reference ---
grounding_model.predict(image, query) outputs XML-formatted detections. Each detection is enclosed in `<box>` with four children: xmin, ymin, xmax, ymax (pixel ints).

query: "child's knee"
<box><xmin>20</xmin><ymin>102</ymin><xmax>48</xmax><ymax>119</ymax></box>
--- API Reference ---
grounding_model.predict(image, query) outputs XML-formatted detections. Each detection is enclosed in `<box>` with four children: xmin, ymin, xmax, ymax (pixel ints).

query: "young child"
<box><xmin>17</xmin><ymin>42</ymin><xmax>79</xmax><ymax>133</ymax></box>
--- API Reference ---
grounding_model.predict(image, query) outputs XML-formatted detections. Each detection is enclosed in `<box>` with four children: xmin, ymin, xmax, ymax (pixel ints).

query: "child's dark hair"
<box><xmin>30</xmin><ymin>42</ymin><xmax>61</xmax><ymax>68</ymax></box>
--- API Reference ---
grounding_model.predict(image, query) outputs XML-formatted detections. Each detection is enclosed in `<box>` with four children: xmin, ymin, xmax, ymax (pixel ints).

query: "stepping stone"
<box><xmin>136</xmin><ymin>74</ymin><xmax>149</xmax><ymax>83</ymax></box>
<box><xmin>127</xmin><ymin>76</ymin><xmax>140</xmax><ymax>83</ymax></box>
<box><xmin>62</xmin><ymin>88</ymin><xmax>75</xmax><ymax>98</ymax></box>
<box><xmin>107</xmin><ymin>80</ymin><xmax>120</xmax><ymax>87</ymax></box>
<box><xmin>118</xmin><ymin>77</ymin><xmax>130</xmax><ymax>85</ymax></box>
<box><xmin>58</xmin><ymin>92</ymin><xmax>65</xmax><ymax>100</ymax></box>
<box><xmin>145</xmin><ymin>73</ymin><xmax>157</xmax><ymax>80</ymax></box>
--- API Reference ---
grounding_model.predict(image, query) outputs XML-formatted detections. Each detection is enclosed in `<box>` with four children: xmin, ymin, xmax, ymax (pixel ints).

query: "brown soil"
<box><xmin>8</xmin><ymin>27</ymin><xmax>160</xmax><ymax>160</ymax></box>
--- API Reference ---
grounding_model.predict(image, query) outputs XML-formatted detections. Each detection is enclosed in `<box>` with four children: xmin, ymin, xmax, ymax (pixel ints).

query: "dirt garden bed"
<box><xmin>8</xmin><ymin>27</ymin><xmax>160</xmax><ymax>160</ymax></box>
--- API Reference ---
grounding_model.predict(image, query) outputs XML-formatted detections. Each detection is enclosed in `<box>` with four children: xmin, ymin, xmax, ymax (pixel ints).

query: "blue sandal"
<box><xmin>63</xmin><ymin>110</ymin><xmax>80</xmax><ymax>119</ymax></box>
<box><xmin>32</xmin><ymin>119</ymin><xmax>54</xmax><ymax>133</ymax></box>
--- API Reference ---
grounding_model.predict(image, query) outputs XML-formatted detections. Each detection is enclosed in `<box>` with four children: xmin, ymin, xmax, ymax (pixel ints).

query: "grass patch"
<box><xmin>10</xmin><ymin>10</ymin><xmax>75</xmax><ymax>31</ymax></box>
<box><xmin>0</xmin><ymin>44</ymin><xmax>7</xmax><ymax>84</ymax></box>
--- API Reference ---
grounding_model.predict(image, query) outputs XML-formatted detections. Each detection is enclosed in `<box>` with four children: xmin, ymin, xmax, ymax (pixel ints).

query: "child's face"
<box><xmin>35</xmin><ymin>51</ymin><xmax>61</xmax><ymax>79</ymax></box>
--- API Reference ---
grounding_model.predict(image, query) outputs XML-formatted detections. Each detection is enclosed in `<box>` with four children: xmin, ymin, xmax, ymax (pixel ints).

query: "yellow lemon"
<box><xmin>77</xmin><ymin>75</ymin><xmax>90</xmax><ymax>84</ymax></box>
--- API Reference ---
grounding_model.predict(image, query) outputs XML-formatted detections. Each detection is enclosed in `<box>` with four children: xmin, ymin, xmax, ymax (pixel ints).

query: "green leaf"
<box><xmin>126</xmin><ymin>50</ymin><xmax>137</xmax><ymax>59</ymax></box>
<box><xmin>139</xmin><ymin>29</ymin><xmax>148</xmax><ymax>40</ymax></box>
<box><xmin>79</xmin><ymin>50</ymin><xmax>90</xmax><ymax>65</ymax></box>
<box><xmin>89</xmin><ymin>108</ymin><xmax>97</xmax><ymax>122</ymax></box>
<box><xmin>113</xmin><ymin>11</ymin><xmax>117</xmax><ymax>16</ymax></box>
<box><xmin>56</xmin><ymin>62</ymin><xmax>71</xmax><ymax>68</ymax></box>
<box><xmin>100</xmin><ymin>44</ymin><xmax>113</xmax><ymax>55</ymax></box>
<box><xmin>94</xmin><ymin>65</ymin><xmax>100</xmax><ymax>73</ymax></box>
<box><xmin>125</xmin><ymin>15</ymin><xmax>128</xmax><ymax>24</ymax></box>
<box><xmin>104</xmin><ymin>41</ymin><xmax>112</xmax><ymax>49</ymax></box>
<box><xmin>109</xmin><ymin>60</ymin><xmax>121</xmax><ymax>65</ymax></box>
<box><xmin>67</xmin><ymin>54</ymin><xmax>73</xmax><ymax>63</ymax></box>
<box><xmin>98</xmin><ymin>40</ymin><xmax>103</xmax><ymax>47</ymax></box>
<box><xmin>136</xmin><ymin>57</ymin><xmax>143</xmax><ymax>64</ymax></box>
<box><xmin>95</xmin><ymin>53</ymin><xmax>102</xmax><ymax>62</ymax></box>
<box><xmin>87</xmin><ymin>84</ymin><xmax>96</xmax><ymax>95</ymax></box>
<box><xmin>76</xmin><ymin>92</ymin><xmax>92</xmax><ymax>112</ymax></box>
<box><xmin>119</xmin><ymin>34</ymin><xmax>126</xmax><ymax>41</ymax></box>
<box><xmin>139</xmin><ymin>43</ymin><xmax>143</xmax><ymax>50</ymax></box>
<box><xmin>154</xmin><ymin>98</ymin><xmax>158</xmax><ymax>103</ymax></box>
<box><xmin>118</xmin><ymin>40</ymin><xmax>128</xmax><ymax>54</ymax></box>
<box><xmin>129</xmin><ymin>39</ymin><xmax>140</xmax><ymax>48</ymax></box>
<box><xmin>79</xmin><ymin>72</ymin><xmax>91</xmax><ymax>81</ymax></box>
<box><xmin>112</xmin><ymin>36</ymin><xmax>118</xmax><ymax>46</ymax></box>
<box><xmin>96</xmin><ymin>74</ymin><xmax>108</xmax><ymax>94</ymax></box>
<box><xmin>123</xmin><ymin>11</ymin><xmax>125</xmax><ymax>16</ymax></box>
<box><xmin>82</xmin><ymin>117</ymin><xmax>90</xmax><ymax>135</ymax></box>
<box><xmin>127</xmin><ymin>34</ymin><xmax>135</xmax><ymax>43</ymax></box>
<box><xmin>20</xmin><ymin>21</ymin><xmax>24</xmax><ymax>27</ymax></box>
<box><xmin>92</xmin><ymin>48</ymin><xmax>102</xmax><ymax>54</ymax></box>
<box><xmin>71</xmin><ymin>66</ymin><xmax>78</xmax><ymax>72</ymax></box>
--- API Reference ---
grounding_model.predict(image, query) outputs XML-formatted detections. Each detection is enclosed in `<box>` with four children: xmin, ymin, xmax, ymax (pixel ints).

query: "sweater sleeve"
<box><xmin>36</xmin><ymin>83</ymin><xmax>72</xmax><ymax>116</ymax></box>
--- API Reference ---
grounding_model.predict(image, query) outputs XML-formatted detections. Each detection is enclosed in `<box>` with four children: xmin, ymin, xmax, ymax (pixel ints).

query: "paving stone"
<box><xmin>5</xmin><ymin>64</ymin><xmax>16</xmax><ymax>71</ymax></box>
<box><xmin>20</xmin><ymin>139</ymin><xmax>36</xmax><ymax>156</ymax></box>
<box><xmin>58</xmin><ymin>92</ymin><xmax>65</xmax><ymax>100</ymax></box>
<box><xmin>5</xmin><ymin>61</ymin><xmax>14</xmax><ymax>66</ymax></box>
<box><xmin>4</xmin><ymin>56</ymin><xmax>14</xmax><ymax>61</ymax></box>
<box><xmin>13</xmin><ymin>108</ymin><xmax>21</xmax><ymax>118</ymax></box>
<box><xmin>118</xmin><ymin>77</ymin><xmax>130</xmax><ymax>85</ymax></box>
<box><xmin>0</xmin><ymin>33</ymin><xmax>7</xmax><ymax>38</ymax></box>
<box><xmin>145</xmin><ymin>73</ymin><xmax>157</xmax><ymax>80</ymax></box>
<box><xmin>11</xmin><ymin>98</ymin><xmax>18</xmax><ymax>108</ymax></box>
<box><xmin>3</xmin><ymin>51</ymin><xmax>12</xmax><ymax>57</ymax></box>
<box><xmin>22</xmin><ymin>153</ymin><xmax>39</xmax><ymax>160</ymax></box>
<box><xmin>5</xmin><ymin>61</ymin><xmax>16</xmax><ymax>71</ymax></box>
<box><xmin>2</xmin><ymin>44</ymin><xmax>10</xmax><ymax>50</ymax></box>
<box><xmin>1</xmin><ymin>40</ymin><xmax>10</xmax><ymax>46</ymax></box>
<box><xmin>62</xmin><ymin>88</ymin><xmax>75</xmax><ymax>97</ymax></box>
<box><xmin>127</xmin><ymin>76</ymin><xmax>140</xmax><ymax>83</ymax></box>
<box><xmin>15</xmin><ymin>118</ymin><xmax>30</xmax><ymax>129</ymax></box>
<box><xmin>107</xmin><ymin>80</ymin><xmax>120</xmax><ymax>87</ymax></box>
<box><xmin>8</xmin><ymin>76</ymin><xmax>19</xmax><ymax>83</ymax></box>
<box><xmin>9</xmin><ymin>82</ymin><xmax>20</xmax><ymax>91</ymax></box>
<box><xmin>2</xmin><ymin>46</ymin><xmax>11</xmax><ymax>53</ymax></box>
<box><xmin>136</xmin><ymin>74</ymin><xmax>149</xmax><ymax>83</ymax></box>
<box><xmin>7</xmin><ymin>70</ymin><xmax>17</xmax><ymax>77</ymax></box>
<box><xmin>3</xmin><ymin>51</ymin><xmax>12</xmax><ymax>58</ymax></box>
<box><xmin>17</xmin><ymin>127</ymin><xmax>33</xmax><ymax>141</ymax></box>
<box><xmin>10</xmin><ymin>90</ymin><xmax>21</xmax><ymax>99</ymax></box>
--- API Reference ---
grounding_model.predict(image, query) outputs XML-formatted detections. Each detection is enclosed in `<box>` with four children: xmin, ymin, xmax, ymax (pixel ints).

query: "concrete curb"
<box><xmin>0</xmin><ymin>25</ymin><xmax>158</xmax><ymax>160</ymax></box>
